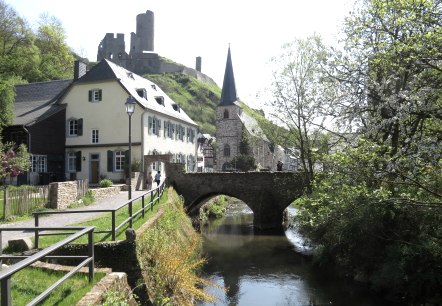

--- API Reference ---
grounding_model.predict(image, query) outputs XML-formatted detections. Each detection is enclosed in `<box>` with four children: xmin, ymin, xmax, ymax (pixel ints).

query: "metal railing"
<box><xmin>33</xmin><ymin>180</ymin><xmax>167</xmax><ymax>247</ymax></box>
<box><xmin>0</xmin><ymin>226</ymin><xmax>95</xmax><ymax>306</ymax></box>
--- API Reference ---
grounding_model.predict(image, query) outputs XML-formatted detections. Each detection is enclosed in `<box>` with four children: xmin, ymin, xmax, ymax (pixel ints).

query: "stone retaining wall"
<box><xmin>48</xmin><ymin>181</ymin><xmax>123</xmax><ymax>210</ymax></box>
<box><xmin>91</xmin><ymin>186</ymin><xmax>121</xmax><ymax>201</ymax></box>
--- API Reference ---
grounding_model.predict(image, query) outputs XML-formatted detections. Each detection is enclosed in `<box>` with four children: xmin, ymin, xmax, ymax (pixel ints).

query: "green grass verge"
<box><xmin>35</xmin><ymin>189</ymin><xmax>168</xmax><ymax>248</ymax></box>
<box><xmin>11</xmin><ymin>267</ymin><xmax>105</xmax><ymax>305</ymax></box>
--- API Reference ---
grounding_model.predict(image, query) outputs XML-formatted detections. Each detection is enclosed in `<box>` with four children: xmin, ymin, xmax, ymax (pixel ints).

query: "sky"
<box><xmin>9</xmin><ymin>0</ymin><xmax>353</xmax><ymax>109</ymax></box>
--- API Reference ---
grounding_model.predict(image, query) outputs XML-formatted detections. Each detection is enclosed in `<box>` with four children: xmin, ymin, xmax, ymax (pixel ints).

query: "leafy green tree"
<box><xmin>34</xmin><ymin>14</ymin><xmax>74</xmax><ymax>80</ymax></box>
<box><xmin>230</xmin><ymin>154</ymin><xmax>256</xmax><ymax>172</ymax></box>
<box><xmin>0</xmin><ymin>0</ymin><xmax>39</xmax><ymax>81</ymax></box>
<box><xmin>295</xmin><ymin>0</ymin><xmax>442</xmax><ymax>303</ymax></box>
<box><xmin>267</xmin><ymin>35</ymin><xmax>338</xmax><ymax>183</ymax></box>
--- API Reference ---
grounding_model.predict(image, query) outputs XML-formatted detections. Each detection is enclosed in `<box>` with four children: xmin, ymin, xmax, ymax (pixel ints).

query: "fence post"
<box><xmin>111</xmin><ymin>211</ymin><xmax>116</xmax><ymax>241</ymax></box>
<box><xmin>1</xmin><ymin>277</ymin><xmax>11</xmax><ymax>306</ymax></box>
<box><xmin>0</xmin><ymin>231</ymin><xmax>3</xmax><ymax>269</ymax></box>
<box><xmin>34</xmin><ymin>214</ymin><xmax>39</xmax><ymax>249</ymax></box>
<box><xmin>129</xmin><ymin>201</ymin><xmax>133</xmax><ymax>228</ymax></box>
<box><xmin>87</xmin><ymin>229</ymin><xmax>94</xmax><ymax>283</ymax></box>
<box><xmin>150</xmin><ymin>190</ymin><xmax>154</xmax><ymax>211</ymax></box>
<box><xmin>3</xmin><ymin>188</ymin><xmax>9</xmax><ymax>220</ymax></box>
<box><xmin>141</xmin><ymin>195</ymin><xmax>145</xmax><ymax>218</ymax></box>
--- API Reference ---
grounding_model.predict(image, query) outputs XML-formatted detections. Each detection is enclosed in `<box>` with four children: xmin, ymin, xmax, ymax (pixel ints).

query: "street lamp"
<box><xmin>125</xmin><ymin>95</ymin><xmax>136</xmax><ymax>199</ymax></box>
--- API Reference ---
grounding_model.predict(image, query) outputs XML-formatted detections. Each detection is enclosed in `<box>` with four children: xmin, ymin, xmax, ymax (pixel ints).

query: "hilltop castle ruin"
<box><xmin>97</xmin><ymin>10</ymin><xmax>215</xmax><ymax>84</ymax></box>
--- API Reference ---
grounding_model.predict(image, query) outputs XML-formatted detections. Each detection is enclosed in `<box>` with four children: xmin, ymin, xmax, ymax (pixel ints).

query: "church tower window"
<box><xmin>223</xmin><ymin>144</ymin><xmax>231</xmax><ymax>157</ymax></box>
<box><xmin>224</xmin><ymin>109</ymin><xmax>229</xmax><ymax>119</ymax></box>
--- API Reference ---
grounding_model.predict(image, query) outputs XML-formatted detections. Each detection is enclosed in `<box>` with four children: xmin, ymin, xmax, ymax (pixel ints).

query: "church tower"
<box><xmin>215</xmin><ymin>46</ymin><xmax>244</xmax><ymax>171</ymax></box>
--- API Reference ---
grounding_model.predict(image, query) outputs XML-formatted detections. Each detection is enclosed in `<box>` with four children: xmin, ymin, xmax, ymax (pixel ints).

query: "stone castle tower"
<box><xmin>96</xmin><ymin>10</ymin><xmax>216</xmax><ymax>84</ymax></box>
<box><xmin>215</xmin><ymin>47</ymin><xmax>244</xmax><ymax>171</ymax></box>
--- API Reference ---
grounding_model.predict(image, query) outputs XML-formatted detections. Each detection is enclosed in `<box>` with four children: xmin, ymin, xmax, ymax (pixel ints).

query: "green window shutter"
<box><xmin>124</xmin><ymin>150</ymin><xmax>129</xmax><ymax>171</ymax></box>
<box><xmin>157</xmin><ymin>119</ymin><xmax>161</xmax><ymax>136</ymax></box>
<box><xmin>75</xmin><ymin>151</ymin><xmax>82</xmax><ymax>171</ymax></box>
<box><xmin>148</xmin><ymin>116</ymin><xmax>152</xmax><ymax>135</ymax></box>
<box><xmin>77</xmin><ymin>118</ymin><xmax>83</xmax><ymax>136</ymax></box>
<box><xmin>107</xmin><ymin>150</ymin><xmax>114</xmax><ymax>172</ymax></box>
<box><xmin>88</xmin><ymin>90</ymin><xmax>92</xmax><ymax>102</ymax></box>
<box><xmin>98</xmin><ymin>89</ymin><xmax>102</xmax><ymax>101</ymax></box>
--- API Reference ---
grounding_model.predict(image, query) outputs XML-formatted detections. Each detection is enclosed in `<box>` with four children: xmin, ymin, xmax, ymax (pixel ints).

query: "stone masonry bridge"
<box><xmin>165</xmin><ymin>163</ymin><xmax>309</xmax><ymax>230</ymax></box>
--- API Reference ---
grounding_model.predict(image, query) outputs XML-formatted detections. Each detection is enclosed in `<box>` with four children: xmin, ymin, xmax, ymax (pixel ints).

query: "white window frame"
<box><xmin>68</xmin><ymin>119</ymin><xmax>78</xmax><ymax>136</ymax></box>
<box><xmin>67</xmin><ymin>152</ymin><xmax>76</xmax><ymax>172</ymax></box>
<box><xmin>30</xmin><ymin>155</ymin><xmax>47</xmax><ymax>173</ymax></box>
<box><xmin>115</xmin><ymin>151</ymin><xmax>125</xmax><ymax>172</ymax></box>
<box><xmin>91</xmin><ymin>129</ymin><xmax>99</xmax><ymax>144</ymax></box>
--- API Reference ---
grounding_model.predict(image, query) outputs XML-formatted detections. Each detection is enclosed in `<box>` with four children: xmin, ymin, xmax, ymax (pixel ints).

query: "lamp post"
<box><xmin>125</xmin><ymin>96</ymin><xmax>136</xmax><ymax>200</ymax></box>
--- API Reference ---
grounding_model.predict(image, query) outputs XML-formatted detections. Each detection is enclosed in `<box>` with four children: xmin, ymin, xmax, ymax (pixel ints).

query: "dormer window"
<box><xmin>136</xmin><ymin>88</ymin><xmax>147</xmax><ymax>99</ymax></box>
<box><xmin>127</xmin><ymin>72</ymin><xmax>135</xmax><ymax>79</ymax></box>
<box><xmin>151</xmin><ymin>84</ymin><xmax>157</xmax><ymax>91</ymax></box>
<box><xmin>155</xmin><ymin>96</ymin><xmax>164</xmax><ymax>106</ymax></box>
<box><xmin>172</xmin><ymin>104</ymin><xmax>180</xmax><ymax>112</ymax></box>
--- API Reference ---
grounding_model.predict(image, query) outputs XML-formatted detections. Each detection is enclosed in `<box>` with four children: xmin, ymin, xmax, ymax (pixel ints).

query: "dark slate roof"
<box><xmin>218</xmin><ymin>46</ymin><xmax>238</xmax><ymax>106</ymax></box>
<box><xmin>75</xmin><ymin>59</ymin><xmax>118</xmax><ymax>83</ymax></box>
<box><xmin>13</xmin><ymin>79</ymin><xmax>72</xmax><ymax>126</ymax></box>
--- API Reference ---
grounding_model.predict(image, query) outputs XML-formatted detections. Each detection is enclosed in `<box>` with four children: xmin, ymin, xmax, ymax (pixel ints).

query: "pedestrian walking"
<box><xmin>146</xmin><ymin>171</ymin><xmax>153</xmax><ymax>190</ymax></box>
<box><xmin>154</xmin><ymin>171</ymin><xmax>161</xmax><ymax>186</ymax></box>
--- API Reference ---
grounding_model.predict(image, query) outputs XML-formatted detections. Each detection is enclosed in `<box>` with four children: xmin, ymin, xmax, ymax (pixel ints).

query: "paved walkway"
<box><xmin>0</xmin><ymin>189</ymin><xmax>151</xmax><ymax>249</ymax></box>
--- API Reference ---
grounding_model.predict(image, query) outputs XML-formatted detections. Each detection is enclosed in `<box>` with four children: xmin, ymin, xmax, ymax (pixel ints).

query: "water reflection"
<box><xmin>197</xmin><ymin>202</ymin><xmax>393</xmax><ymax>306</ymax></box>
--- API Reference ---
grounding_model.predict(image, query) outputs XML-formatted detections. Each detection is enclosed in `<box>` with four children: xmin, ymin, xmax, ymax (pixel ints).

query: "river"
<box><xmin>196</xmin><ymin>201</ymin><xmax>396</xmax><ymax>306</ymax></box>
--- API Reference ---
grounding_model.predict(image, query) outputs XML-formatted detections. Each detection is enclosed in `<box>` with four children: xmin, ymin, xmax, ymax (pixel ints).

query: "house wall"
<box><xmin>29</xmin><ymin>109</ymin><xmax>66</xmax><ymax>181</ymax></box>
<box><xmin>62</xmin><ymin>80</ymin><xmax>143</xmax><ymax>182</ymax></box>
<box><xmin>141</xmin><ymin>111</ymin><xmax>198</xmax><ymax>172</ymax></box>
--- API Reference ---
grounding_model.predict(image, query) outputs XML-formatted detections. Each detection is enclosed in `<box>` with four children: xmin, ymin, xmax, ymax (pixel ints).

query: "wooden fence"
<box><xmin>76</xmin><ymin>179</ymin><xmax>89</xmax><ymax>200</ymax></box>
<box><xmin>1</xmin><ymin>179</ymin><xmax>89</xmax><ymax>219</ymax></box>
<box><xmin>2</xmin><ymin>186</ymin><xmax>49</xmax><ymax>219</ymax></box>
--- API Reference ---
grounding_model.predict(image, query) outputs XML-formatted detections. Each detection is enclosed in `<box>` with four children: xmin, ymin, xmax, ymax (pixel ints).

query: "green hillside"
<box><xmin>145</xmin><ymin>73</ymin><xmax>221</xmax><ymax>135</ymax></box>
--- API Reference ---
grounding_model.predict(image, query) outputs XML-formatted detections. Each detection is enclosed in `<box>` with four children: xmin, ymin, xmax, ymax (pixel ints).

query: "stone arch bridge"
<box><xmin>165</xmin><ymin>163</ymin><xmax>309</xmax><ymax>230</ymax></box>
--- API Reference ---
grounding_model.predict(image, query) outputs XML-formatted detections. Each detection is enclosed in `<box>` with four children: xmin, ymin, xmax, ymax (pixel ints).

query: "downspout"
<box><xmin>23</xmin><ymin>125</ymin><xmax>31</xmax><ymax>184</ymax></box>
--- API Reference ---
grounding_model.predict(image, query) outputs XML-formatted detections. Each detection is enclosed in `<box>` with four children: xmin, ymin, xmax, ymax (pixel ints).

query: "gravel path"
<box><xmin>0</xmin><ymin>189</ymin><xmax>150</xmax><ymax>248</ymax></box>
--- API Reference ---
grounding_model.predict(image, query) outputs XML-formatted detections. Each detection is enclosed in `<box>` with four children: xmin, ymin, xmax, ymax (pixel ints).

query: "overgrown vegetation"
<box><xmin>200</xmin><ymin>195</ymin><xmax>228</xmax><ymax>222</ymax></box>
<box><xmin>146</xmin><ymin>73</ymin><xmax>221</xmax><ymax>135</ymax></box>
<box><xmin>137</xmin><ymin>188</ymin><xmax>219</xmax><ymax>306</ymax></box>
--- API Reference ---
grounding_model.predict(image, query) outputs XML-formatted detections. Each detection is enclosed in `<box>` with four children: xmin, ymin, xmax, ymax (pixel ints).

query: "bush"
<box><xmin>99</xmin><ymin>179</ymin><xmax>113</xmax><ymax>188</ymax></box>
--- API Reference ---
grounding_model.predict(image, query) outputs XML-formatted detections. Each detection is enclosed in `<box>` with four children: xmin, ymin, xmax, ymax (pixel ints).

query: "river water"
<box><xmin>196</xmin><ymin>202</ymin><xmax>395</xmax><ymax>306</ymax></box>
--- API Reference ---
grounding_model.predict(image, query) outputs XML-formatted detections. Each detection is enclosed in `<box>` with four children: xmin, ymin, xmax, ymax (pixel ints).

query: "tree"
<box><xmin>0</xmin><ymin>142</ymin><xmax>30</xmax><ymax>182</ymax></box>
<box><xmin>0</xmin><ymin>0</ymin><xmax>40</xmax><ymax>81</ymax></box>
<box><xmin>295</xmin><ymin>0</ymin><xmax>442</xmax><ymax>303</ymax></box>
<box><xmin>34</xmin><ymin>14</ymin><xmax>74</xmax><ymax>81</ymax></box>
<box><xmin>267</xmin><ymin>35</ymin><xmax>337</xmax><ymax>183</ymax></box>
<box><xmin>331</xmin><ymin>0</ymin><xmax>442</xmax><ymax>195</ymax></box>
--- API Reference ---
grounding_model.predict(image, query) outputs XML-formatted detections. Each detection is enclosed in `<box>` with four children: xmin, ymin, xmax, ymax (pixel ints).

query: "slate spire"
<box><xmin>219</xmin><ymin>45</ymin><xmax>238</xmax><ymax>106</ymax></box>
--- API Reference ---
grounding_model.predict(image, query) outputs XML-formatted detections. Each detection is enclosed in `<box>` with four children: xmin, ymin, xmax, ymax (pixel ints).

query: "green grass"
<box><xmin>11</xmin><ymin>267</ymin><xmax>105</xmax><ymax>305</ymax></box>
<box><xmin>35</xmin><ymin>189</ymin><xmax>168</xmax><ymax>248</ymax></box>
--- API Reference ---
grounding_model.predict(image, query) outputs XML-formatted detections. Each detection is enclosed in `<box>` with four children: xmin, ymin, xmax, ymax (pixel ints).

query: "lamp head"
<box><xmin>125</xmin><ymin>96</ymin><xmax>136</xmax><ymax>116</ymax></box>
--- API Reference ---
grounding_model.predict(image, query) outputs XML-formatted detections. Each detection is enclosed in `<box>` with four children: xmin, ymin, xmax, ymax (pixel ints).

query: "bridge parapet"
<box><xmin>166</xmin><ymin>164</ymin><xmax>309</xmax><ymax>230</ymax></box>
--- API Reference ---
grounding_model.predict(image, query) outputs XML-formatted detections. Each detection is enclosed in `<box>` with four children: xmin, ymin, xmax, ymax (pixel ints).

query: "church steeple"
<box><xmin>219</xmin><ymin>45</ymin><xmax>238</xmax><ymax>106</ymax></box>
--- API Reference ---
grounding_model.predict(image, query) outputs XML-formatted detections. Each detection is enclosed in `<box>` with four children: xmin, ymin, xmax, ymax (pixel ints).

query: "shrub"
<box><xmin>99</xmin><ymin>179</ymin><xmax>113</xmax><ymax>188</ymax></box>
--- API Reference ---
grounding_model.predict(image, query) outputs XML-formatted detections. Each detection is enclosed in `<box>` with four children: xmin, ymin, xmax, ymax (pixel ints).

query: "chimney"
<box><xmin>74</xmin><ymin>60</ymin><xmax>87</xmax><ymax>81</ymax></box>
<box><xmin>196</xmin><ymin>56</ymin><xmax>202</xmax><ymax>72</ymax></box>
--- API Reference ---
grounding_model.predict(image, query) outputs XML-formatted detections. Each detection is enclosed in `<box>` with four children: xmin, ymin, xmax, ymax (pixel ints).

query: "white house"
<box><xmin>60</xmin><ymin>60</ymin><xmax>198</xmax><ymax>184</ymax></box>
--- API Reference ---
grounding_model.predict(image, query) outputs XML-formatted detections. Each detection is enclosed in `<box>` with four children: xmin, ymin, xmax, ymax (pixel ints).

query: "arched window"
<box><xmin>223</xmin><ymin>109</ymin><xmax>229</xmax><ymax>119</ymax></box>
<box><xmin>223</xmin><ymin>144</ymin><xmax>231</xmax><ymax>157</ymax></box>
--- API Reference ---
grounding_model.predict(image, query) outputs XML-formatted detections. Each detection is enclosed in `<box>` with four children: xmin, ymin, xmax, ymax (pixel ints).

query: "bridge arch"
<box><xmin>166</xmin><ymin>163</ymin><xmax>309</xmax><ymax>230</ymax></box>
